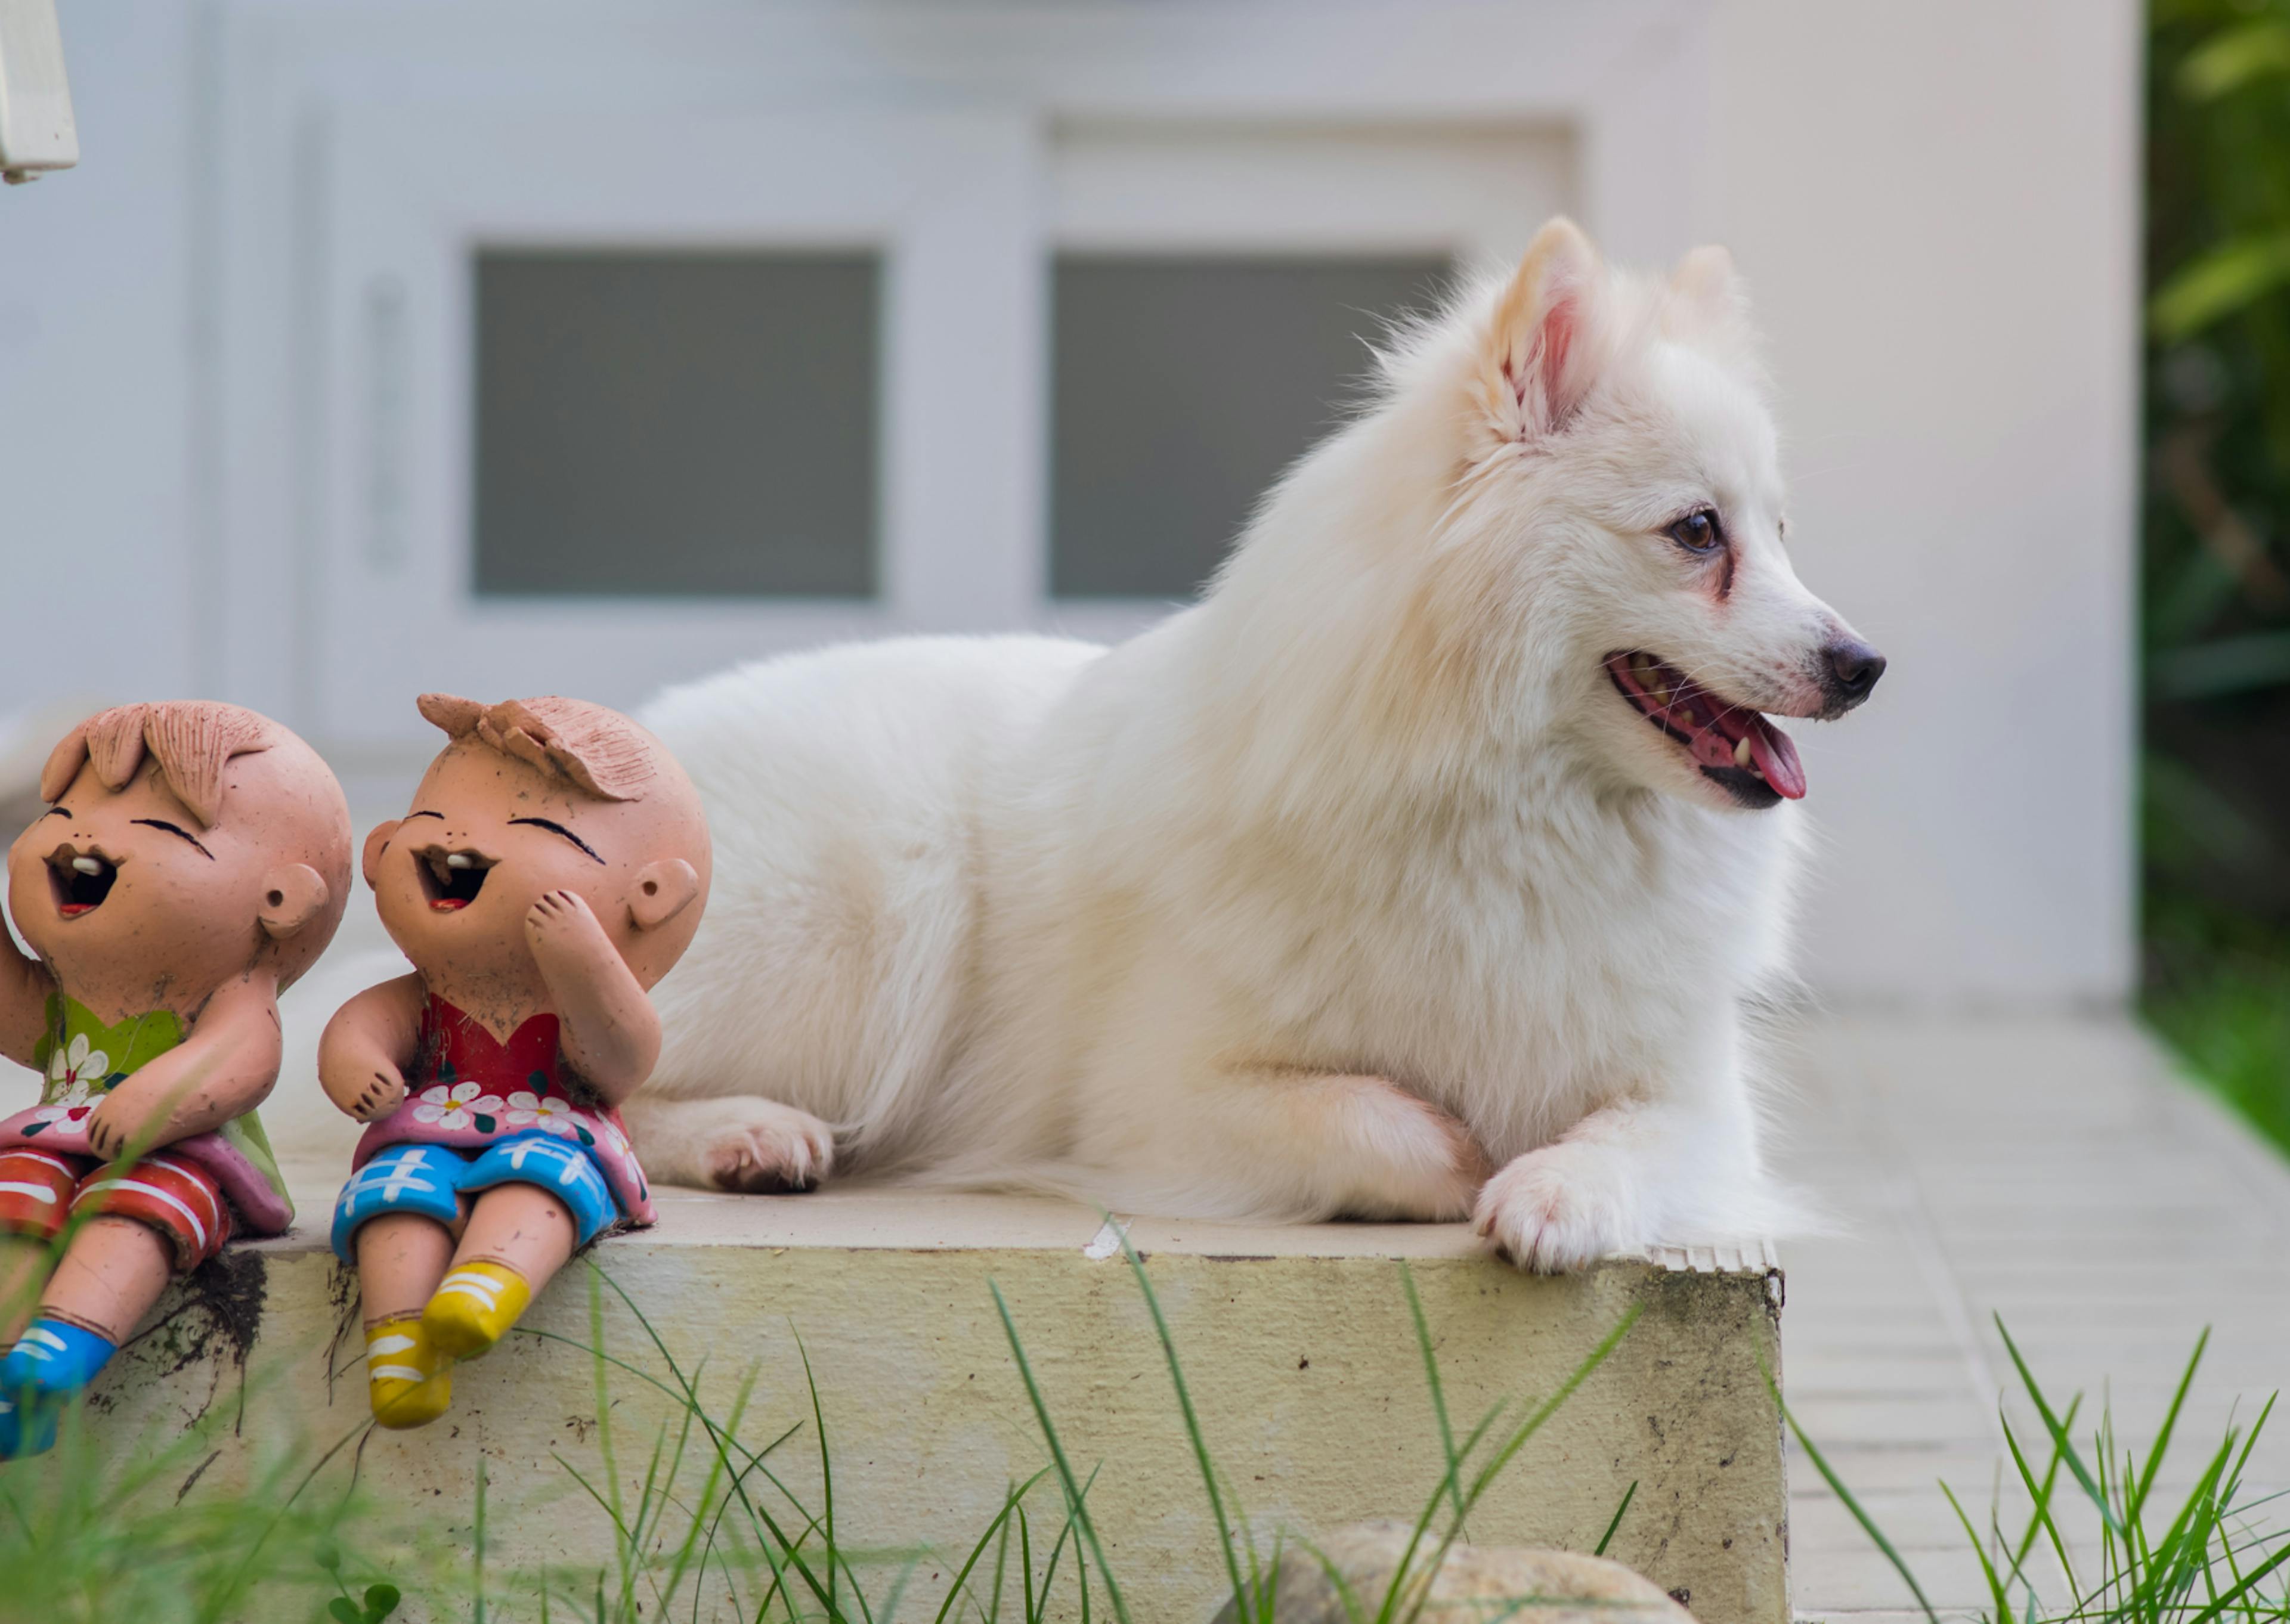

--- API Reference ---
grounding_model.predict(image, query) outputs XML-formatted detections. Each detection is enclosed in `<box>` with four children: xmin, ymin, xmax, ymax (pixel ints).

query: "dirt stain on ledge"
<box><xmin>103</xmin><ymin>1250</ymin><xmax>271</xmax><ymax>1428</ymax></box>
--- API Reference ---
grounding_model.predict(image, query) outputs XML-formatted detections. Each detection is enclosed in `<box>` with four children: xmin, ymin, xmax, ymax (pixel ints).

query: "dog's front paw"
<box><xmin>1472</xmin><ymin>1143</ymin><xmax>1643</xmax><ymax>1273</ymax></box>
<box><xmin>701</xmin><ymin>1100</ymin><xmax>838</xmax><ymax>1194</ymax></box>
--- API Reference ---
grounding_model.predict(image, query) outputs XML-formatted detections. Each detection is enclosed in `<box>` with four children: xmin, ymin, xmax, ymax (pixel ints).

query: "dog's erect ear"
<box><xmin>1669</xmin><ymin>244</ymin><xmax>1749</xmax><ymax>332</ymax></box>
<box><xmin>361</xmin><ymin>820</ymin><xmax>401</xmax><ymax>890</ymax></box>
<box><xmin>1485</xmin><ymin>217</ymin><xmax>1603</xmax><ymax>443</ymax></box>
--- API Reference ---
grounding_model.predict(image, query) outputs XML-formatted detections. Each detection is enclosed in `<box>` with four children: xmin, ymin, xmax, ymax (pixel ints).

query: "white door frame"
<box><xmin>311</xmin><ymin>102</ymin><xmax>1042</xmax><ymax>744</ymax></box>
<box><xmin>205</xmin><ymin>0</ymin><xmax>1715</xmax><ymax>762</ymax></box>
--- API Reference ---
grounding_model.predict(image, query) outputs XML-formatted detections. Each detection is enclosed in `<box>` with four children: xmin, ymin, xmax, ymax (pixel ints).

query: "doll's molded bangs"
<box><xmin>39</xmin><ymin>702</ymin><xmax>277</xmax><ymax>828</ymax></box>
<box><xmin>417</xmin><ymin>692</ymin><xmax>658</xmax><ymax>802</ymax></box>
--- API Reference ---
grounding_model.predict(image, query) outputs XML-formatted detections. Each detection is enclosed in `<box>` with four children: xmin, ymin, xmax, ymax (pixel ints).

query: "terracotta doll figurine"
<box><xmin>0</xmin><ymin>702</ymin><xmax>352</xmax><ymax>1457</ymax></box>
<box><xmin>320</xmin><ymin>695</ymin><xmax>709</xmax><ymax>1429</ymax></box>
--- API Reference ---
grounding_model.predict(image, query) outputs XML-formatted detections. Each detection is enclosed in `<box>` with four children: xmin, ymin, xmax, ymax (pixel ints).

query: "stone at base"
<box><xmin>1209</xmin><ymin>1519</ymin><xmax>1698</xmax><ymax>1624</ymax></box>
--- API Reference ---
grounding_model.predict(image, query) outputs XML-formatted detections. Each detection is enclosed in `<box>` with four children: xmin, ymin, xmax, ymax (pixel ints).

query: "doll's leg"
<box><xmin>0</xmin><ymin>1236</ymin><xmax>50</xmax><ymax>1346</ymax></box>
<box><xmin>13</xmin><ymin>1148</ymin><xmax>224</xmax><ymax>1360</ymax></box>
<box><xmin>355</xmin><ymin>1212</ymin><xmax>462</xmax><ymax>1430</ymax></box>
<box><xmin>0</xmin><ymin>1148</ymin><xmax>85</xmax><ymax>1345</ymax></box>
<box><xmin>31</xmin><ymin>1215</ymin><xmax>174</xmax><ymax>1340</ymax></box>
<box><xmin>423</xmin><ymin>1129</ymin><xmax>619</xmax><ymax>1358</ymax></box>
<box><xmin>332</xmin><ymin>1145</ymin><xmax>475</xmax><ymax>1430</ymax></box>
<box><xmin>357</xmin><ymin>1211</ymin><xmax>460</xmax><ymax>1324</ymax></box>
<box><xmin>421</xmin><ymin>1182</ymin><xmax>578</xmax><ymax>1359</ymax></box>
<box><xmin>0</xmin><ymin>1216</ymin><xmax>173</xmax><ymax>1459</ymax></box>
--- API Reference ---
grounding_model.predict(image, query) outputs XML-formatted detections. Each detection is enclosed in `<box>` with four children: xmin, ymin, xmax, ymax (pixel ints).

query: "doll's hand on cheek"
<box><xmin>525</xmin><ymin>889</ymin><xmax>614</xmax><ymax>970</ymax></box>
<box><xmin>525</xmin><ymin>888</ymin><xmax>600</xmax><ymax>938</ymax></box>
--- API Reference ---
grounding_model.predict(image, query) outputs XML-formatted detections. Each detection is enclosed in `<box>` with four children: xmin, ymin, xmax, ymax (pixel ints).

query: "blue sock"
<box><xmin>0</xmin><ymin>1319</ymin><xmax>118</xmax><ymax>1461</ymax></box>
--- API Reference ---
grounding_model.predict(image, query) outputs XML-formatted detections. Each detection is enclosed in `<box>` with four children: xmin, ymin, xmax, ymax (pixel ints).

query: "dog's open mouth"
<box><xmin>48</xmin><ymin>847</ymin><xmax>118</xmax><ymax>918</ymax></box>
<box><xmin>417</xmin><ymin>847</ymin><xmax>496</xmax><ymax>911</ymax></box>
<box><xmin>1606</xmin><ymin>652</ymin><xmax>1806</xmax><ymax>809</ymax></box>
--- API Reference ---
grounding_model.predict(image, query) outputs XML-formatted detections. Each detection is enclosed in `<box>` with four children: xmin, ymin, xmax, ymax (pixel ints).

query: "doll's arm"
<box><xmin>317</xmin><ymin>973</ymin><xmax>427</xmax><ymax>1123</ymax></box>
<box><xmin>83</xmin><ymin>974</ymin><xmax>285</xmax><ymax>1160</ymax></box>
<box><xmin>0</xmin><ymin>926</ymin><xmax>53</xmax><ymax>1071</ymax></box>
<box><xmin>524</xmin><ymin>891</ymin><xmax>660</xmax><ymax>1104</ymax></box>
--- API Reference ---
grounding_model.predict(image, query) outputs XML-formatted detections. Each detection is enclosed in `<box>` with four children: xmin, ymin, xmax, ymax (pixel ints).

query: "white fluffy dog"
<box><xmin>627</xmin><ymin>218</ymin><xmax>1883</xmax><ymax>1271</ymax></box>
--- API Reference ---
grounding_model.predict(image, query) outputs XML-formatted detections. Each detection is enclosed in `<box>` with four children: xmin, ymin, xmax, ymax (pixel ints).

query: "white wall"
<box><xmin>0</xmin><ymin>0</ymin><xmax>202</xmax><ymax>708</ymax></box>
<box><xmin>0</xmin><ymin>0</ymin><xmax>2142</xmax><ymax>1008</ymax></box>
<box><xmin>1710</xmin><ymin>0</ymin><xmax>2142</xmax><ymax>1005</ymax></box>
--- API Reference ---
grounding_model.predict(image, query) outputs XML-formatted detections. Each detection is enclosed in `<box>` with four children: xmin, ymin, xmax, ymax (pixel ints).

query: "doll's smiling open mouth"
<box><xmin>47</xmin><ymin>846</ymin><xmax>118</xmax><ymax>918</ymax></box>
<box><xmin>417</xmin><ymin>847</ymin><xmax>496</xmax><ymax>911</ymax></box>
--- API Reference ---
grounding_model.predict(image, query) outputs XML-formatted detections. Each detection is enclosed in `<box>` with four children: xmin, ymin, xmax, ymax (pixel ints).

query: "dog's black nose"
<box><xmin>1822</xmin><ymin>637</ymin><xmax>1886</xmax><ymax>706</ymax></box>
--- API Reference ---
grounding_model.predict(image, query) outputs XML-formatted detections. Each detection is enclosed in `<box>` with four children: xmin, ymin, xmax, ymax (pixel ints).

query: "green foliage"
<box><xmin>1781</xmin><ymin>1318</ymin><xmax>2290</xmax><ymax>1624</ymax></box>
<box><xmin>325</xmin><ymin>1583</ymin><xmax>402</xmax><ymax>1624</ymax></box>
<box><xmin>2143</xmin><ymin>0</ymin><xmax>2290</xmax><ymax>1151</ymax></box>
<box><xmin>0</xmin><ymin>1384</ymin><xmax>388</xmax><ymax>1624</ymax></box>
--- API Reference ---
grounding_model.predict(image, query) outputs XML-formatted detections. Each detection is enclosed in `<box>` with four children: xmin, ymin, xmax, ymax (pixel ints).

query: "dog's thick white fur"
<box><xmin>629</xmin><ymin>219</ymin><xmax>1879</xmax><ymax>1270</ymax></box>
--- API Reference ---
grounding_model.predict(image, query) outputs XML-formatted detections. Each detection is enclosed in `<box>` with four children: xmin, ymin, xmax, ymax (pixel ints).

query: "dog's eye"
<box><xmin>1666</xmin><ymin>510</ymin><xmax>1724</xmax><ymax>554</ymax></box>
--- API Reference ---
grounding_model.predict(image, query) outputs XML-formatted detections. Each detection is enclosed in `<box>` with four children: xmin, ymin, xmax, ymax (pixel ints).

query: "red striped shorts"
<box><xmin>0</xmin><ymin>1146</ymin><xmax>233</xmax><ymax>1269</ymax></box>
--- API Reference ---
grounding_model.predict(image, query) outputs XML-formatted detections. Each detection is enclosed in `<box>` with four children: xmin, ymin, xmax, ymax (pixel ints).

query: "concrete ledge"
<box><xmin>78</xmin><ymin>1177</ymin><xmax>1787</xmax><ymax>1623</ymax></box>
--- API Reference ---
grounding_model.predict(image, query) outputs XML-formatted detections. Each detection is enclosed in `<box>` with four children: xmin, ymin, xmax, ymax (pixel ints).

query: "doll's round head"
<box><xmin>365</xmin><ymin>695</ymin><xmax>711</xmax><ymax>996</ymax></box>
<box><xmin>7</xmin><ymin>702</ymin><xmax>354</xmax><ymax>1009</ymax></box>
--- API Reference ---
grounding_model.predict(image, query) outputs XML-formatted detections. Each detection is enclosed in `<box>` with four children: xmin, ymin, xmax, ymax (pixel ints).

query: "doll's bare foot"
<box><xmin>619</xmin><ymin>1095</ymin><xmax>837</xmax><ymax>1194</ymax></box>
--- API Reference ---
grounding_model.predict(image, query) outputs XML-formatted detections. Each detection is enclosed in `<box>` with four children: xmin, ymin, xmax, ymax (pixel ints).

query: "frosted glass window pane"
<box><xmin>1051</xmin><ymin>255</ymin><xmax>1450</xmax><ymax>600</ymax></box>
<box><xmin>474</xmin><ymin>250</ymin><xmax>878</xmax><ymax>598</ymax></box>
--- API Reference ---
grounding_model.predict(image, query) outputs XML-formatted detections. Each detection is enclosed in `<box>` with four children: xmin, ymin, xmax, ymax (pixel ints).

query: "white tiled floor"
<box><xmin>1777</xmin><ymin>1012</ymin><xmax>2290</xmax><ymax>1622</ymax></box>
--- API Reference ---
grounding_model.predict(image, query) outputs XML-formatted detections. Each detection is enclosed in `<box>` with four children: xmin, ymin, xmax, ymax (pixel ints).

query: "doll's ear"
<box><xmin>361</xmin><ymin>820</ymin><xmax>401</xmax><ymax>890</ymax></box>
<box><xmin>627</xmin><ymin>859</ymin><xmax>700</xmax><ymax>931</ymax></box>
<box><xmin>258</xmin><ymin>864</ymin><xmax>330</xmax><ymax>939</ymax></box>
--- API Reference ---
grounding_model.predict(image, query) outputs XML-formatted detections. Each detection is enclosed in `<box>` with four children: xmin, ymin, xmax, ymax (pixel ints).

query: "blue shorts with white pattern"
<box><xmin>330</xmin><ymin>1130</ymin><xmax>620</xmax><ymax>1261</ymax></box>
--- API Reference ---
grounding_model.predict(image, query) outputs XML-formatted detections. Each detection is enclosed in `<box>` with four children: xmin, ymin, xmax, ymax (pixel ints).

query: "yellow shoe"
<box><xmin>365</xmin><ymin>1314</ymin><xmax>452</xmax><ymax>1430</ymax></box>
<box><xmin>422</xmin><ymin>1260</ymin><xmax>533</xmax><ymax>1359</ymax></box>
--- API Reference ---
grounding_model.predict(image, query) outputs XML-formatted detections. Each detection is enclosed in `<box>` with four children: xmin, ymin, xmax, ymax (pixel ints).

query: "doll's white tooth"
<box><xmin>70</xmin><ymin>856</ymin><xmax>102</xmax><ymax>875</ymax></box>
<box><xmin>445</xmin><ymin>853</ymin><xmax>473</xmax><ymax>869</ymax></box>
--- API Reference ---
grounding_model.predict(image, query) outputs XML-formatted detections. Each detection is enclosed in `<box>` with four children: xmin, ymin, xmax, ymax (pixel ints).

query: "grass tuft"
<box><xmin>1782</xmin><ymin>1318</ymin><xmax>2290</xmax><ymax>1624</ymax></box>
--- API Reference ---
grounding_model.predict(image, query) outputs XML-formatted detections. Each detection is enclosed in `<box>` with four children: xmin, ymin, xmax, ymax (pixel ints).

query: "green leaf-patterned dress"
<box><xmin>0</xmin><ymin>993</ymin><xmax>294</xmax><ymax>1232</ymax></box>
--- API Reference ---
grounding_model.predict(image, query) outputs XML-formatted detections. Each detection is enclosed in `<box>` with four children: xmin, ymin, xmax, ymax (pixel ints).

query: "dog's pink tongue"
<box><xmin>1748</xmin><ymin>718</ymin><xmax>1806</xmax><ymax>800</ymax></box>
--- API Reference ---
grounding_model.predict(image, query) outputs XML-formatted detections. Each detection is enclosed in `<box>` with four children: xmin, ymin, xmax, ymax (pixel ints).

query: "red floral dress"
<box><xmin>350</xmin><ymin>993</ymin><xmax>654</xmax><ymax>1225</ymax></box>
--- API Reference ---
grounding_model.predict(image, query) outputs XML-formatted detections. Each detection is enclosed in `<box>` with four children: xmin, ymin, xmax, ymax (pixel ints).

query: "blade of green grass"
<box><xmin>989</xmin><ymin>1279</ymin><xmax>1132</xmax><ymax>1624</ymax></box>
<box><xmin>560</xmin><ymin>1266</ymin><xmax>843</xmax><ymax>1620</ymax></box>
<box><xmin>2001</xmin><ymin>1395</ymin><xmax>2082</xmax><ymax>1592</ymax></box>
<box><xmin>1390</xmin><ymin>1304</ymin><xmax>1642</xmax><ymax>1624</ymax></box>
<box><xmin>2183</xmin><ymin>1533</ymin><xmax>2290</xmax><ymax>1624</ymax></box>
<box><xmin>2134</xmin><ymin>1329</ymin><xmax>2213</xmax><ymax>1525</ymax></box>
<box><xmin>1398</xmin><ymin>1265</ymin><xmax>1468</xmax><ymax>1533</ymax></box>
<box><xmin>1943</xmin><ymin>1479</ymin><xmax>2018</xmax><ymax>1624</ymax></box>
<box><xmin>1997</xmin><ymin>1317</ymin><xmax>2126</xmax><ymax>1541</ymax></box>
<box><xmin>1768</xmin><ymin>1362</ymin><xmax>1940</xmax><ymax>1624</ymax></box>
<box><xmin>1593</xmin><ymin>1481</ymin><xmax>1638</xmax><ymax>1559</ymax></box>
<box><xmin>932</xmin><ymin>1469</ymin><xmax>1050</xmax><ymax>1624</ymax></box>
<box><xmin>794</xmin><ymin>1334</ymin><xmax>841</xmax><ymax>1622</ymax></box>
<box><xmin>1110</xmin><ymin>1220</ymin><xmax>1252</xmax><ymax>1613</ymax></box>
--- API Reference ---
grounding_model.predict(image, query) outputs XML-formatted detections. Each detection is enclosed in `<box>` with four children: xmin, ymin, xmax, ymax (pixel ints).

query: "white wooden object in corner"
<box><xmin>0</xmin><ymin>0</ymin><xmax>76</xmax><ymax>183</ymax></box>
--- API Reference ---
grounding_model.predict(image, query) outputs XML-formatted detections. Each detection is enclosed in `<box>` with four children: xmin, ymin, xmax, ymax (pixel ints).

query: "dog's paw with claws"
<box><xmin>1472</xmin><ymin>1142</ymin><xmax>1642</xmax><ymax>1273</ymax></box>
<box><xmin>701</xmin><ymin>1099</ymin><xmax>837</xmax><ymax>1193</ymax></box>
